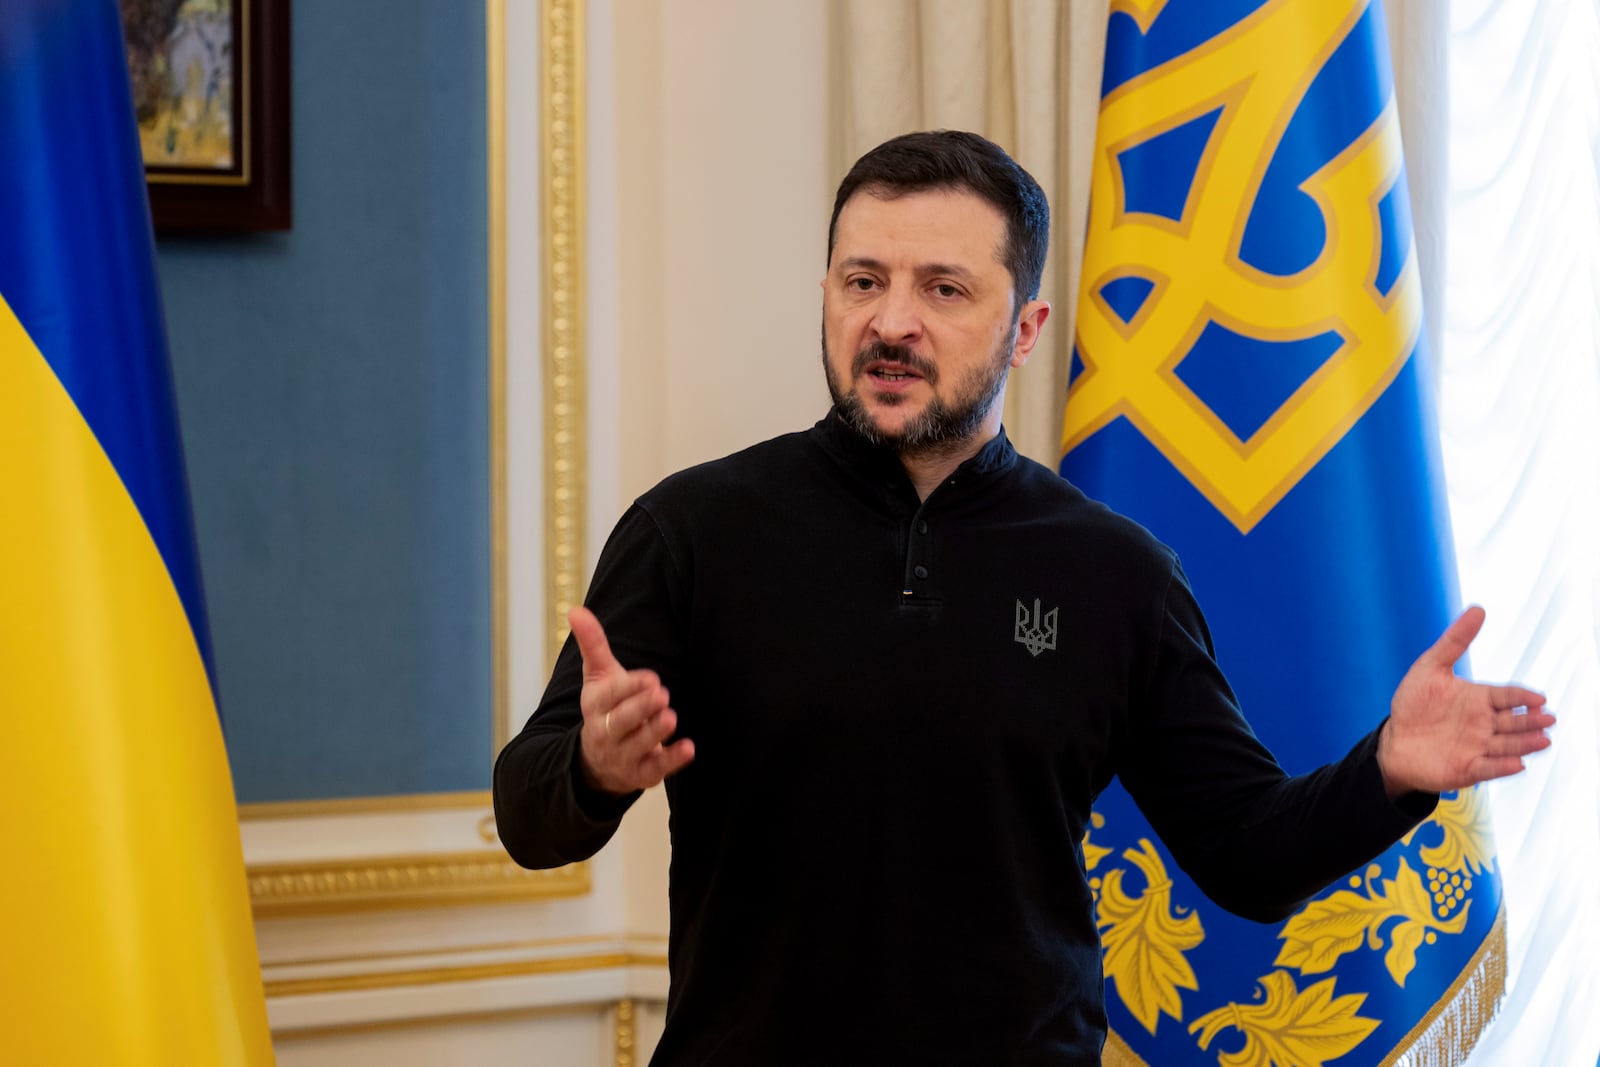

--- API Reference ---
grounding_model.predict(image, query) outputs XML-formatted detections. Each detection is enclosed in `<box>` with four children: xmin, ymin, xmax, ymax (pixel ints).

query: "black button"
<box><xmin>916</xmin><ymin>520</ymin><xmax>929</xmax><ymax>535</ymax></box>
<box><xmin>913</xmin><ymin>565</ymin><xmax>929</xmax><ymax>580</ymax></box>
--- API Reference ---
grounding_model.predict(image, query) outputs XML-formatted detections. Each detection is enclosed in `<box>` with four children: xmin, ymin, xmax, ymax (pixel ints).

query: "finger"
<box><xmin>1487</xmin><ymin>685</ymin><xmax>1547</xmax><ymax>711</ymax></box>
<box><xmin>643</xmin><ymin>705</ymin><xmax>681</xmax><ymax>747</ymax></box>
<box><xmin>1487</xmin><ymin>729</ymin><xmax>1552</xmax><ymax>758</ymax></box>
<box><xmin>638</xmin><ymin>738</ymin><xmax>696</xmax><ymax>785</ymax></box>
<box><xmin>1468</xmin><ymin>755</ymin><xmax>1528</xmax><ymax>783</ymax></box>
<box><xmin>615</xmin><ymin>707</ymin><xmax>682</xmax><ymax>772</ymax></box>
<box><xmin>605</xmin><ymin>685</ymin><xmax>672</xmax><ymax>743</ymax></box>
<box><xmin>1422</xmin><ymin>606</ymin><xmax>1487</xmax><ymax>669</ymax></box>
<box><xmin>1493</xmin><ymin>706</ymin><xmax>1555</xmax><ymax>732</ymax></box>
<box><xmin>569</xmin><ymin>606</ymin><xmax>623</xmax><ymax>678</ymax></box>
<box><xmin>582</xmin><ymin>667</ymin><xmax>662</xmax><ymax>721</ymax></box>
<box><xmin>613</xmin><ymin>708</ymin><xmax>687</xmax><ymax>785</ymax></box>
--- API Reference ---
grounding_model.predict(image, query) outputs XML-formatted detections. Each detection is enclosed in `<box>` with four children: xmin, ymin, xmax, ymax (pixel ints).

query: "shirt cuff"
<box><xmin>568</xmin><ymin>734</ymin><xmax>641</xmax><ymax>823</ymax></box>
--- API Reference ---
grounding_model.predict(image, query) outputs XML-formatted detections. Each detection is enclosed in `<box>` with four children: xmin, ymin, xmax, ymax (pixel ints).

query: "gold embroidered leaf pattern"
<box><xmin>1083</xmin><ymin>831</ymin><xmax>1112</xmax><ymax>871</ymax></box>
<box><xmin>1271</xmin><ymin>887</ymin><xmax>1386</xmax><ymax>974</ymax></box>
<box><xmin>1274</xmin><ymin>859</ymin><xmax>1469</xmax><ymax>987</ymax></box>
<box><xmin>1412</xmin><ymin>787</ymin><xmax>1495</xmax><ymax>875</ymax></box>
<box><xmin>1190</xmin><ymin>971</ymin><xmax>1380</xmax><ymax>1067</ymax></box>
<box><xmin>1097</xmin><ymin>838</ymin><xmax>1205</xmax><ymax>1033</ymax></box>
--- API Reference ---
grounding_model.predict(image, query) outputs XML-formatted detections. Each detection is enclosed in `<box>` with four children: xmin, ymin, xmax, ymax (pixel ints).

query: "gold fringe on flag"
<box><xmin>1386</xmin><ymin>905</ymin><xmax>1507</xmax><ymax>1067</ymax></box>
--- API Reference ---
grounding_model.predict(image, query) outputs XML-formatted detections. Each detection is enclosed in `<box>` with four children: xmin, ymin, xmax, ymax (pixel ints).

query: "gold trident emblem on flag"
<box><xmin>1061</xmin><ymin>0</ymin><xmax>1421</xmax><ymax>533</ymax></box>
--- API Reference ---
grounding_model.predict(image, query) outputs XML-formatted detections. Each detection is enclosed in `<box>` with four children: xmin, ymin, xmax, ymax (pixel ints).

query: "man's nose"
<box><xmin>869</xmin><ymin>283</ymin><xmax>923</xmax><ymax>346</ymax></box>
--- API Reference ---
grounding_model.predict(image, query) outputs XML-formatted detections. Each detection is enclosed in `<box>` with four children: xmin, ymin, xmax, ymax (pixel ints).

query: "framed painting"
<box><xmin>121</xmin><ymin>0</ymin><xmax>291</xmax><ymax>231</ymax></box>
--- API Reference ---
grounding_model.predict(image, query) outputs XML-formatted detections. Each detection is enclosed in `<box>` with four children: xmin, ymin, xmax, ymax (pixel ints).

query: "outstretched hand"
<box><xmin>1378</xmin><ymin>606</ymin><xmax>1554</xmax><ymax>798</ymax></box>
<box><xmin>570</xmin><ymin>606</ymin><xmax>695</xmax><ymax>796</ymax></box>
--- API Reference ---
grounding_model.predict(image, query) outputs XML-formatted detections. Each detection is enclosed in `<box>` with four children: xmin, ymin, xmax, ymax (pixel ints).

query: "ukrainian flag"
<box><xmin>0</xmin><ymin>1</ymin><xmax>273</xmax><ymax>1062</ymax></box>
<box><xmin>1061</xmin><ymin>2</ymin><xmax>1502</xmax><ymax>1064</ymax></box>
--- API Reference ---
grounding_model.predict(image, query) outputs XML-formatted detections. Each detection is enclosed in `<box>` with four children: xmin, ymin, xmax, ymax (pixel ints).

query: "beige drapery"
<box><xmin>833</xmin><ymin>0</ymin><xmax>1446</xmax><ymax>465</ymax></box>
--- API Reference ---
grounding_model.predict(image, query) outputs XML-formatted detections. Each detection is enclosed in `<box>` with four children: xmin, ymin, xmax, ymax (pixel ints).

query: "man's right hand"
<box><xmin>570</xmin><ymin>606</ymin><xmax>695</xmax><ymax>796</ymax></box>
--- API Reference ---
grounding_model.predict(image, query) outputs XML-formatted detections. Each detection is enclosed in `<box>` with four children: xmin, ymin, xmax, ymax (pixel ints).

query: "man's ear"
<box><xmin>1010</xmin><ymin>300</ymin><xmax>1052</xmax><ymax>368</ymax></box>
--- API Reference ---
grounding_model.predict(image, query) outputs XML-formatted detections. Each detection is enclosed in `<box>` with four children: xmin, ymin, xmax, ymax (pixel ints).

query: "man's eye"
<box><xmin>933</xmin><ymin>284</ymin><xmax>961</xmax><ymax>298</ymax></box>
<box><xmin>848</xmin><ymin>277</ymin><xmax>877</xmax><ymax>291</ymax></box>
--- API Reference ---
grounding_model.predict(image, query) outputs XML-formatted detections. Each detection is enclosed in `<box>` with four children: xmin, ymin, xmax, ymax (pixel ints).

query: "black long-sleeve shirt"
<box><xmin>493</xmin><ymin>410</ymin><xmax>1436</xmax><ymax>1065</ymax></box>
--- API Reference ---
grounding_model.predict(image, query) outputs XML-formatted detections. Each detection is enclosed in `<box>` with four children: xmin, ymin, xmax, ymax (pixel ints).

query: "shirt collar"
<box><xmin>810</xmin><ymin>405</ymin><xmax>1019</xmax><ymax>487</ymax></box>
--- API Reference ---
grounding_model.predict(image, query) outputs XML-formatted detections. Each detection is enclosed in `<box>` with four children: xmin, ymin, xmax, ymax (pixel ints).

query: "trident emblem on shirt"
<box><xmin>1014</xmin><ymin>598</ymin><xmax>1059</xmax><ymax>657</ymax></box>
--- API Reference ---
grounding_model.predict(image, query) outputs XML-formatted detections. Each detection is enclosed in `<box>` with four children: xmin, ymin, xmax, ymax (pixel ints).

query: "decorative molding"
<box><xmin>272</xmin><ymin>1002</ymin><xmax>583</xmax><ymax>1042</ymax></box>
<box><xmin>264</xmin><ymin>951</ymin><xmax>666</xmax><ymax>998</ymax></box>
<box><xmin>248</xmin><ymin>851</ymin><xmax>590</xmax><ymax>918</ymax></box>
<box><xmin>541</xmin><ymin>0</ymin><xmax>587</xmax><ymax>675</ymax></box>
<box><xmin>614</xmin><ymin>998</ymin><xmax>637</xmax><ymax>1067</ymax></box>
<box><xmin>239</xmin><ymin>790</ymin><xmax>492</xmax><ymax>820</ymax></box>
<box><xmin>267</xmin><ymin>931</ymin><xmax>670</xmax><ymax>971</ymax></box>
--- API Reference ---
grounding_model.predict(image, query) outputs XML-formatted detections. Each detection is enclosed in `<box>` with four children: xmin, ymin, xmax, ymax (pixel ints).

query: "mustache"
<box><xmin>850</xmin><ymin>341</ymin><xmax>938</xmax><ymax>383</ymax></box>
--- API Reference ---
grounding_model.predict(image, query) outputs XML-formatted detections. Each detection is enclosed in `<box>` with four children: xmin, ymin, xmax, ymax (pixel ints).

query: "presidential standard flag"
<box><xmin>0</xmin><ymin>1</ymin><xmax>274</xmax><ymax>1062</ymax></box>
<box><xmin>1060</xmin><ymin>2</ymin><xmax>1502</xmax><ymax>1065</ymax></box>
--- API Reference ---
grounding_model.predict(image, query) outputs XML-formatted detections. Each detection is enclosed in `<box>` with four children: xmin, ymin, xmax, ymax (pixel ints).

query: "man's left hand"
<box><xmin>1378</xmin><ymin>605</ymin><xmax>1554</xmax><ymax>799</ymax></box>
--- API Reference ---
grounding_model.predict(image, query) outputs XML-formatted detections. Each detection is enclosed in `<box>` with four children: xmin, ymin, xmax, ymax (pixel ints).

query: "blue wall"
<box><xmin>157</xmin><ymin>2</ymin><xmax>490</xmax><ymax>802</ymax></box>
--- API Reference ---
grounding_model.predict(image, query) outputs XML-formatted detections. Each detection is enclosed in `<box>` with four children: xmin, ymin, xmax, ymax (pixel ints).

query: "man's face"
<box><xmin>821</xmin><ymin>187</ymin><xmax>1047</xmax><ymax>455</ymax></box>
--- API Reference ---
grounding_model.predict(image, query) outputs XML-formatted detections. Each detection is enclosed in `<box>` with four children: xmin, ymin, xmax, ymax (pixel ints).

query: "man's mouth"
<box><xmin>854</xmin><ymin>343</ymin><xmax>936</xmax><ymax>389</ymax></box>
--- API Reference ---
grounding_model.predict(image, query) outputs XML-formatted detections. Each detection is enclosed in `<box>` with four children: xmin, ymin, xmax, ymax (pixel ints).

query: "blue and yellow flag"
<box><xmin>1062</xmin><ymin>2</ymin><xmax>1502</xmax><ymax>1064</ymax></box>
<box><xmin>0</xmin><ymin>1</ymin><xmax>273</xmax><ymax>1062</ymax></box>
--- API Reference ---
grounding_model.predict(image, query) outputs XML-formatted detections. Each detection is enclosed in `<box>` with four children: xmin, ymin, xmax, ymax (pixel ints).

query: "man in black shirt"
<box><xmin>492</xmin><ymin>131</ymin><xmax>1553</xmax><ymax>1064</ymax></box>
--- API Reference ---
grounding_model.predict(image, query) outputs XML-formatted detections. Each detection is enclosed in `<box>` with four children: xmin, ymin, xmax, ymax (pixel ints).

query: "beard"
<box><xmin>822</xmin><ymin>331</ymin><xmax>1015</xmax><ymax>458</ymax></box>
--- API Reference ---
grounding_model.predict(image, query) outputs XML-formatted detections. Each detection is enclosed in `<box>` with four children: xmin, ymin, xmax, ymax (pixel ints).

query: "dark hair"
<box><xmin>827</xmin><ymin>130</ymin><xmax>1050</xmax><ymax>305</ymax></box>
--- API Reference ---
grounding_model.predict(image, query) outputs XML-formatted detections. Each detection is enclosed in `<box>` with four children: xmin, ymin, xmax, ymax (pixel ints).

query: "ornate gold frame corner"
<box><xmin>249</xmin><ymin>851</ymin><xmax>590</xmax><ymax>918</ymax></box>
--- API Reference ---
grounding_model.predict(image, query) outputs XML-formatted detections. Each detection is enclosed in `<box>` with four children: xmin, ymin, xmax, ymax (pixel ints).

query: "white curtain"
<box><xmin>837</xmin><ymin>2</ymin><xmax>1600</xmax><ymax>1063</ymax></box>
<box><xmin>1444</xmin><ymin>1</ymin><xmax>1600</xmax><ymax>1063</ymax></box>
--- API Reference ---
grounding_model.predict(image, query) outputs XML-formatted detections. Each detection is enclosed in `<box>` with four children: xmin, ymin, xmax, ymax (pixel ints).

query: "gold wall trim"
<box><xmin>272</xmin><ymin>997</ymin><xmax>662</xmax><ymax>1042</ymax></box>
<box><xmin>239</xmin><ymin>790</ymin><xmax>492</xmax><ymax>820</ymax></box>
<box><xmin>488</xmin><ymin>0</ymin><xmax>511</xmax><ymax>757</ymax></box>
<box><xmin>266</xmin><ymin>951</ymin><xmax>667</xmax><ymax>998</ymax></box>
<box><xmin>273</xmin><ymin>1001</ymin><xmax>583</xmax><ymax>1042</ymax></box>
<box><xmin>541</xmin><ymin>0</ymin><xmax>587</xmax><ymax>674</ymax></box>
<box><xmin>614</xmin><ymin>998</ymin><xmax>637</xmax><ymax>1067</ymax></box>
<box><xmin>248</xmin><ymin>852</ymin><xmax>590</xmax><ymax>918</ymax></box>
<box><xmin>269</xmin><ymin>931</ymin><xmax>668</xmax><ymax>970</ymax></box>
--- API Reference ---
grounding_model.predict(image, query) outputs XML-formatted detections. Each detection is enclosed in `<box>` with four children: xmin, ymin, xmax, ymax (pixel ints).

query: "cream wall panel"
<box><xmin>269</xmin><ymin>970</ymin><xmax>667</xmax><ymax>1033</ymax></box>
<box><xmin>603</xmin><ymin>0</ymin><xmax>834</xmax><ymax>1020</ymax></box>
<box><xmin>274</xmin><ymin>998</ymin><xmax>666</xmax><ymax>1067</ymax></box>
<box><xmin>659</xmin><ymin>0</ymin><xmax>833</xmax><ymax>475</ymax></box>
<box><xmin>631</xmin><ymin>998</ymin><xmax>669</xmax><ymax>1063</ymax></box>
<box><xmin>613</xmin><ymin>0</ymin><xmax>834</xmax><ymax>501</ymax></box>
<box><xmin>275</xmin><ymin>1008</ymin><xmax>608</xmax><ymax>1067</ymax></box>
